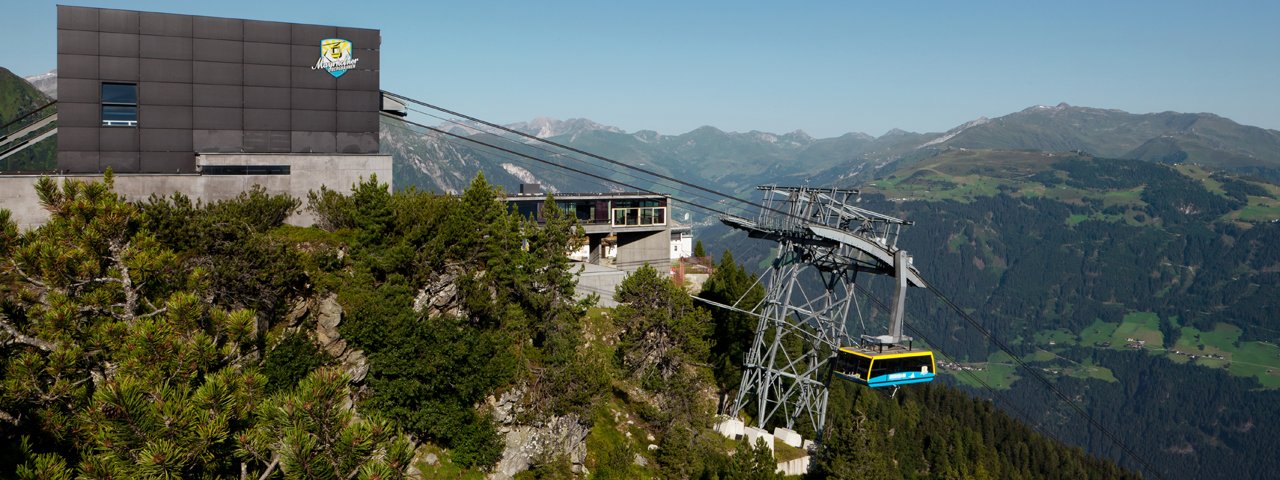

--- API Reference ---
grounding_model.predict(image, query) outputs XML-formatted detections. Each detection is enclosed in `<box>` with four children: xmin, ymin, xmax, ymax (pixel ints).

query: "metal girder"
<box><xmin>723</xmin><ymin>185</ymin><xmax>922</xmax><ymax>439</ymax></box>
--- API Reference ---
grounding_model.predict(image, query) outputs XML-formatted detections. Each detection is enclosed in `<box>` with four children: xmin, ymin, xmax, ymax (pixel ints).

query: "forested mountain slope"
<box><xmin>820</xmin><ymin>151</ymin><xmax>1280</xmax><ymax>479</ymax></box>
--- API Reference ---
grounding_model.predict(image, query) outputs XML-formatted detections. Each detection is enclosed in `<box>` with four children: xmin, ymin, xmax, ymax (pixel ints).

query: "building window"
<box><xmin>101</xmin><ymin>83</ymin><xmax>138</xmax><ymax>127</ymax></box>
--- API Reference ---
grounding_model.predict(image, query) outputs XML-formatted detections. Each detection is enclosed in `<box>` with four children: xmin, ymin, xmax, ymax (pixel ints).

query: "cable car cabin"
<box><xmin>832</xmin><ymin>346</ymin><xmax>936</xmax><ymax>388</ymax></box>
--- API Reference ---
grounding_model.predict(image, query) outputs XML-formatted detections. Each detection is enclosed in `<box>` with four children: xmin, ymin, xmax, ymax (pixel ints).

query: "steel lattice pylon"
<box><xmin>723</xmin><ymin>186</ymin><xmax>921</xmax><ymax>437</ymax></box>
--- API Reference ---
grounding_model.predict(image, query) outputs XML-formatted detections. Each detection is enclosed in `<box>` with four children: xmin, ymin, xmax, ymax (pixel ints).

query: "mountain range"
<box><xmin>388</xmin><ymin>102</ymin><xmax>1280</xmax><ymax>200</ymax></box>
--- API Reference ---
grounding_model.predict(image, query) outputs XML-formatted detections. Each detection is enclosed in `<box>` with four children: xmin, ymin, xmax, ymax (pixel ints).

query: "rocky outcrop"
<box><xmin>413</xmin><ymin>267</ymin><xmax>464</xmax><ymax>319</ymax></box>
<box><xmin>285</xmin><ymin>293</ymin><xmax>369</xmax><ymax>383</ymax></box>
<box><xmin>487</xmin><ymin>388</ymin><xmax>590</xmax><ymax>479</ymax></box>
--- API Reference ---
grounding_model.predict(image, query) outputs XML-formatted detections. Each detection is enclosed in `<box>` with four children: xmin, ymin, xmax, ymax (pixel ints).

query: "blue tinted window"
<box><xmin>101</xmin><ymin>83</ymin><xmax>138</xmax><ymax>126</ymax></box>
<box><xmin>101</xmin><ymin>83</ymin><xmax>137</xmax><ymax>104</ymax></box>
<box><xmin>102</xmin><ymin>105</ymin><xmax>137</xmax><ymax>126</ymax></box>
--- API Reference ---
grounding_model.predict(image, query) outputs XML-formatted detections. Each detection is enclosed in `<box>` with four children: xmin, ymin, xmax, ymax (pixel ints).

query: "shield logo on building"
<box><xmin>313</xmin><ymin>38</ymin><xmax>358</xmax><ymax>78</ymax></box>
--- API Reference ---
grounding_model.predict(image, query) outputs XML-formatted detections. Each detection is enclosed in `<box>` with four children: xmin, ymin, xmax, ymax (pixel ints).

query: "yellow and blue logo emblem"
<box><xmin>312</xmin><ymin>38</ymin><xmax>359</xmax><ymax>78</ymax></box>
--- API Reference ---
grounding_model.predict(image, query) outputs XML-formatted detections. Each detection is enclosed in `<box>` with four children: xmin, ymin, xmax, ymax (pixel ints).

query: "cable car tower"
<box><xmin>722</xmin><ymin>186</ymin><xmax>927</xmax><ymax>436</ymax></box>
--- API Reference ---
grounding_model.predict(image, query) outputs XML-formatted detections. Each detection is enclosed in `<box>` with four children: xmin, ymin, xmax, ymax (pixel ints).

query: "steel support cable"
<box><xmin>383</xmin><ymin>91</ymin><xmax>869</xmax><ymax>226</ymax></box>
<box><xmin>399</xmin><ymin>105</ymin><xmax>748</xmax><ymax>217</ymax></box>
<box><xmin>384</xmin><ymin>111</ymin><xmax>731</xmax><ymax>215</ymax></box>
<box><xmin>381</xmin><ymin>113</ymin><xmax>739</xmax><ymax>219</ymax></box>
<box><xmin>921</xmin><ymin>283</ymin><xmax>1166</xmax><ymax>480</ymax></box>
<box><xmin>0</xmin><ymin>100</ymin><xmax>57</xmax><ymax>135</ymax></box>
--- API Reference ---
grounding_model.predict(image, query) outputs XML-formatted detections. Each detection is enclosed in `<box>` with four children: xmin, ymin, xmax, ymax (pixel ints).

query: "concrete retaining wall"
<box><xmin>1</xmin><ymin>153</ymin><xmax>391</xmax><ymax>230</ymax></box>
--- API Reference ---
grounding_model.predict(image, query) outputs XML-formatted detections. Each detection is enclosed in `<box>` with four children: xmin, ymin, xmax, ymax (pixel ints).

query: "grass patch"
<box><xmin>1110</xmin><ymin>312</ymin><xmax>1164</xmax><ymax>348</ymax></box>
<box><xmin>1231</xmin><ymin>198</ymin><xmax>1280</xmax><ymax>222</ymax></box>
<box><xmin>1034</xmin><ymin>328</ymin><xmax>1078</xmax><ymax>346</ymax></box>
<box><xmin>774</xmin><ymin>439</ymin><xmax>808</xmax><ymax>462</ymax></box>
<box><xmin>585</xmin><ymin>398</ymin><xmax>654</xmax><ymax>479</ymax></box>
<box><xmin>1026</xmin><ymin>350</ymin><xmax>1057</xmax><ymax>362</ymax></box>
<box><xmin>411</xmin><ymin>443</ymin><xmax>486</xmax><ymax>480</ymax></box>
<box><xmin>1079</xmin><ymin>320</ymin><xmax>1119</xmax><ymax>347</ymax></box>
<box><xmin>1062</xmin><ymin>358</ymin><xmax>1118</xmax><ymax>383</ymax></box>
<box><xmin>949</xmin><ymin>351</ymin><xmax>1020</xmax><ymax>390</ymax></box>
<box><xmin>1101</xmin><ymin>187</ymin><xmax>1145</xmax><ymax>207</ymax></box>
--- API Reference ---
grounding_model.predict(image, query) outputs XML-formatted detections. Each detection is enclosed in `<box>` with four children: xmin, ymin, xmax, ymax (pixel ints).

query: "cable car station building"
<box><xmin>2</xmin><ymin>5</ymin><xmax>394</xmax><ymax>228</ymax></box>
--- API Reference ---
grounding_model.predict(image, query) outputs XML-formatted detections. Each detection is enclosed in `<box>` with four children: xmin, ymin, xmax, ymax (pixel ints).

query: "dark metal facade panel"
<box><xmin>141</xmin><ymin>128</ymin><xmax>195</xmax><ymax>152</ymax></box>
<box><xmin>58</xmin><ymin>6</ymin><xmax>99</xmax><ymax>31</ymax></box>
<box><xmin>337</xmin><ymin>69</ymin><xmax>378</xmax><ymax>91</ymax></box>
<box><xmin>244</xmin><ymin>86</ymin><xmax>291</xmax><ymax>109</ymax></box>
<box><xmin>100</xmin><ymin>128</ymin><xmax>140</xmax><ymax>152</ymax></box>
<box><xmin>140</xmin><ymin>82</ymin><xmax>193</xmax><ymax>106</ymax></box>
<box><xmin>336</xmin><ymin>132</ymin><xmax>379</xmax><ymax>154</ymax></box>
<box><xmin>350</xmin><ymin>49</ymin><xmax>379</xmax><ymax>71</ymax></box>
<box><xmin>193</xmin><ymin>84</ymin><xmax>244</xmax><ymax>108</ymax></box>
<box><xmin>141</xmin><ymin>152</ymin><xmax>197</xmax><ymax>173</ymax></box>
<box><xmin>291</xmin><ymin>88</ymin><xmax>336</xmax><ymax>110</ymax></box>
<box><xmin>193</xmin><ymin>16</ymin><xmax>244</xmax><ymax>40</ymax></box>
<box><xmin>290</xmin><ymin>109</ymin><xmax>335</xmax><ymax>132</ymax></box>
<box><xmin>58</xmin><ymin>78</ymin><xmax>100</xmax><ymax>103</ymax></box>
<box><xmin>291</xmin><ymin>131</ymin><xmax>336</xmax><ymax>153</ymax></box>
<box><xmin>193</xmin><ymin>107</ymin><xmax>243</xmax><ymax>130</ymax></box>
<box><xmin>56</xmin><ymin>6</ymin><xmax>382</xmax><ymax>173</ymax></box>
<box><xmin>58</xmin><ymin>151</ymin><xmax>101</xmax><ymax>172</ymax></box>
<box><xmin>244</xmin><ymin>109</ymin><xmax>291</xmax><ymax>131</ymax></box>
<box><xmin>243</xmin><ymin>20</ymin><xmax>291</xmax><ymax>43</ymax></box>
<box><xmin>242</xmin><ymin>130</ymin><xmax>292</xmax><ymax>153</ymax></box>
<box><xmin>291</xmin><ymin>24</ymin><xmax>336</xmax><ymax>45</ymax></box>
<box><xmin>100</xmin><ymin>152</ymin><xmax>141</xmax><ymax>172</ymax></box>
<box><xmin>290</xmin><ymin>44</ymin><xmax>318</xmax><ymax>68</ymax></box>
<box><xmin>194</xmin><ymin>38</ymin><xmax>244</xmax><ymax>63</ymax></box>
<box><xmin>58</xmin><ymin>127</ymin><xmax>101</xmax><ymax>151</ymax></box>
<box><xmin>243</xmin><ymin>42</ymin><xmax>290</xmax><ymax>65</ymax></box>
<box><xmin>99</xmin><ymin>56</ymin><xmax>140</xmax><ymax>82</ymax></box>
<box><xmin>58</xmin><ymin>54</ymin><xmax>99</xmax><ymax>79</ymax></box>
<box><xmin>140</xmin><ymin>35</ymin><xmax>193</xmax><ymax>60</ymax></box>
<box><xmin>58</xmin><ymin>30</ymin><xmax>99</xmax><ymax>55</ymax></box>
<box><xmin>335</xmin><ymin>27</ymin><xmax>380</xmax><ymax>49</ymax></box>
<box><xmin>193</xmin><ymin>130</ymin><xmax>243</xmax><ymax>152</ymax></box>
<box><xmin>194</xmin><ymin>61</ymin><xmax>243</xmax><ymax>85</ymax></box>
<box><xmin>140</xmin><ymin>105</ymin><xmax>194</xmax><ymax>129</ymax></box>
<box><xmin>244</xmin><ymin>64</ymin><xmax>290</xmax><ymax>87</ymax></box>
<box><xmin>99</xmin><ymin>33</ymin><xmax>140</xmax><ymax>57</ymax></box>
<box><xmin>290</xmin><ymin>66</ymin><xmax>335</xmax><ymax>90</ymax></box>
<box><xmin>336</xmin><ymin>90</ymin><xmax>379</xmax><ymax>112</ymax></box>
<box><xmin>140</xmin><ymin>58</ymin><xmax>193</xmax><ymax>83</ymax></box>
<box><xmin>98</xmin><ymin>9</ymin><xmax>139</xmax><ymax>34</ymax></box>
<box><xmin>337</xmin><ymin>111</ymin><xmax>379</xmax><ymax>133</ymax></box>
<box><xmin>140</xmin><ymin>12</ymin><xmax>193</xmax><ymax>36</ymax></box>
<box><xmin>56</xmin><ymin>103</ymin><xmax>101</xmax><ymax>128</ymax></box>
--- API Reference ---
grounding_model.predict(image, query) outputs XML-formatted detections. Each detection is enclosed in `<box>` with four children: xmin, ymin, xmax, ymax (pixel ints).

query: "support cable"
<box><xmin>400</xmin><ymin>105</ymin><xmax>748</xmax><ymax>217</ymax></box>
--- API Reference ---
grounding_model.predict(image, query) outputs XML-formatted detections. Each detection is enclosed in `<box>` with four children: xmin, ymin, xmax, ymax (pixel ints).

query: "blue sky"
<box><xmin>7</xmin><ymin>1</ymin><xmax>1278</xmax><ymax>137</ymax></box>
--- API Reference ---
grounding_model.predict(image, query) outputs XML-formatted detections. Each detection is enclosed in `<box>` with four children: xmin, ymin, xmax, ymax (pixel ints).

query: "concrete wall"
<box><xmin>1</xmin><ymin>153</ymin><xmax>390</xmax><ymax>230</ymax></box>
<box><xmin>614</xmin><ymin>228</ymin><xmax>672</xmax><ymax>271</ymax></box>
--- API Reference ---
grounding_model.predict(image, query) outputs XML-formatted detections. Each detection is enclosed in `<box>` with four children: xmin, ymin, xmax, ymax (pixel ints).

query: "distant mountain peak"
<box><xmin>918</xmin><ymin>116</ymin><xmax>990</xmax><ymax>149</ymax></box>
<box><xmin>881</xmin><ymin>128</ymin><xmax>913</xmax><ymax>138</ymax></box>
<box><xmin>23</xmin><ymin>69</ymin><xmax>56</xmax><ymax>99</ymax></box>
<box><xmin>504</xmin><ymin>117</ymin><xmax>623</xmax><ymax>139</ymax></box>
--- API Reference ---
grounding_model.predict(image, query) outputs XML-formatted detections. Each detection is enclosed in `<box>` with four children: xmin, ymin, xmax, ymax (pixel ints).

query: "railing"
<box><xmin>612</xmin><ymin>207</ymin><xmax>666</xmax><ymax>227</ymax></box>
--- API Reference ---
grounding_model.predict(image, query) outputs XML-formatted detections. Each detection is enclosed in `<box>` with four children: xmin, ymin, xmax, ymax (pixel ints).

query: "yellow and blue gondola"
<box><xmin>832</xmin><ymin>346</ymin><xmax>935</xmax><ymax>388</ymax></box>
